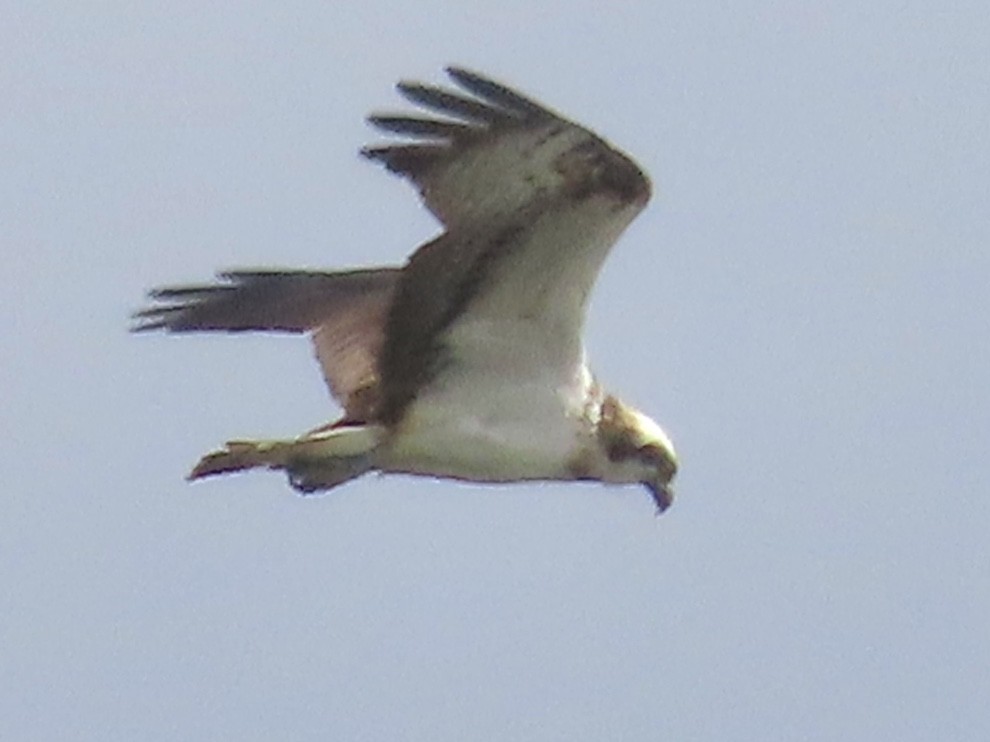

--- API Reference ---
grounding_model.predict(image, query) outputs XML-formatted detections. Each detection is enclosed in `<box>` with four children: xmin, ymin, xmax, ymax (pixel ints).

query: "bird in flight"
<box><xmin>134</xmin><ymin>67</ymin><xmax>678</xmax><ymax>513</ymax></box>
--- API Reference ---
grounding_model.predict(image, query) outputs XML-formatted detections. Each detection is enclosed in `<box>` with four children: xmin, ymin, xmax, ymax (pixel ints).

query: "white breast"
<box><xmin>377</xmin><ymin>337</ymin><xmax>595</xmax><ymax>482</ymax></box>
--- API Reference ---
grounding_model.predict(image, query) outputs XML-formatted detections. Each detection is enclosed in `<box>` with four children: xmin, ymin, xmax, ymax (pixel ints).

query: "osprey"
<box><xmin>135</xmin><ymin>67</ymin><xmax>679</xmax><ymax>512</ymax></box>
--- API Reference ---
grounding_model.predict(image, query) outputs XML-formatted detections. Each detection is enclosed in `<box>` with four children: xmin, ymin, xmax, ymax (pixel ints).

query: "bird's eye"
<box><xmin>639</xmin><ymin>444</ymin><xmax>677</xmax><ymax>482</ymax></box>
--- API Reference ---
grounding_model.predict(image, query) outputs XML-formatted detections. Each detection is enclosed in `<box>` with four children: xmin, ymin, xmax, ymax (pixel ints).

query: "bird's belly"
<box><xmin>377</xmin><ymin>375</ymin><xmax>587</xmax><ymax>483</ymax></box>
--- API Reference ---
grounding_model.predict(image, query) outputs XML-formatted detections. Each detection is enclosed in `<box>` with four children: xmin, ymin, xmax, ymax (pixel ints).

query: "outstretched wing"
<box><xmin>363</xmin><ymin>67</ymin><xmax>650</xmax><ymax>231</ymax></box>
<box><xmin>363</xmin><ymin>68</ymin><xmax>653</xmax><ymax>424</ymax></box>
<box><xmin>133</xmin><ymin>269</ymin><xmax>399</xmax><ymax>421</ymax></box>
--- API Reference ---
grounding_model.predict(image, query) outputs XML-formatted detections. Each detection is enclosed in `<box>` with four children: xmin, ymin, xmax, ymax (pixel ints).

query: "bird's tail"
<box><xmin>189</xmin><ymin>423</ymin><xmax>384</xmax><ymax>493</ymax></box>
<box><xmin>131</xmin><ymin>268</ymin><xmax>400</xmax><ymax>333</ymax></box>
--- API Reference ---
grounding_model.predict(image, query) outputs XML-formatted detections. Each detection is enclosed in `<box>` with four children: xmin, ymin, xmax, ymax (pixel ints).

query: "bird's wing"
<box><xmin>364</xmin><ymin>68</ymin><xmax>653</xmax><ymax>424</ymax></box>
<box><xmin>363</xmin><ymin>67</ymin><xmax>650</xmax><ymax>231</ymax></box>
<box><xmin>133</xmin><ymin>269</ymin><xmax>399</xmax><ymax>421</ymax></box>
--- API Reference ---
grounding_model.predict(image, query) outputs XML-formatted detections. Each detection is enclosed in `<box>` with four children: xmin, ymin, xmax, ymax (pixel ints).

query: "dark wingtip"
<box><xmin>358</xmin><ymin>145</ymin><xmax>376</xmax><ymax>161</ymax></box>
<box><xmin>395</xmin><ymin>79</ymin><xmax>419</xmax><ymax>95</ymax></box>
<box><xmin>443</xmin><ymin>66</ymin><xmax>551</xmax><ymax>120</ymax></box>
<box><xmin>366</xmin><ymin>115</ymin><xmax>473</xmax><ymax>140</ymax></box>
<box><xmin>443</xmin><ymin>64</ymin><xmax>469</xmax><ymax>80</ymax></box>
<box><xmin>444</xmin><ymin>65</ymin><xmax>480</xmax><ymax>84</ymax></box>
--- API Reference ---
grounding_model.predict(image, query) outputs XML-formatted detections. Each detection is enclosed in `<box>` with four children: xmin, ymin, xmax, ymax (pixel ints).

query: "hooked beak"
<box><xmin>647</xmin><ymin>480</ymin><xmax>674</xmax><ymax>515</ymax></box>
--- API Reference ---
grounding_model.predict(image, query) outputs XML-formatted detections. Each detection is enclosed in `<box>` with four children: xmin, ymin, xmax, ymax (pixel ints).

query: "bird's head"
<box><xmin>598</xmin><ymin>396</ymin><xmax>678</xmax><ymax>514</ymax></box>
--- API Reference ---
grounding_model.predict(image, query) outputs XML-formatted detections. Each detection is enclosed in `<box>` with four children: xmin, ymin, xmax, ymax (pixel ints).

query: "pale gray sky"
<box><xmin>4</xmin><ymin>2</ymin><xmax>989</xmax><ymax>740</ymax></box>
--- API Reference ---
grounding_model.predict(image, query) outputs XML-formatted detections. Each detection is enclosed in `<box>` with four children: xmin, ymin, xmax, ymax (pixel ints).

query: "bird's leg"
<box><xmin>188</xmin><ymin>423</ymin><xmax>384</xmax><ymax>493</ymax></box>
